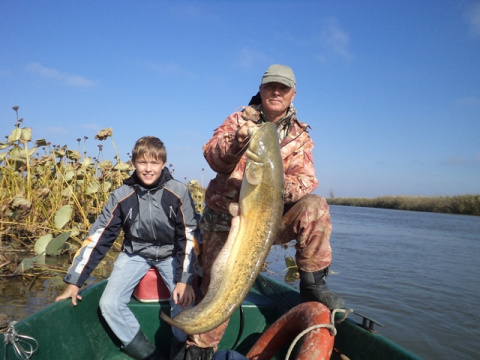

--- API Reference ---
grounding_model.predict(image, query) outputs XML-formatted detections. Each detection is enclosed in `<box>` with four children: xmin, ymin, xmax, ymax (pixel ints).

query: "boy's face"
<box><xmin>134</xmin><ymin>154</ymin><xmax>166</xmax><ymax>186</ymax></box>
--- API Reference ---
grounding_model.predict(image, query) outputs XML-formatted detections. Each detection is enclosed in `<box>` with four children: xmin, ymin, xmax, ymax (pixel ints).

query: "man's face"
<box><xmin>259</xmin><ymin>82</ymin><xmax>296</xmax><ymax>120</ymax></box>
<box><xmin>134</xmin><ymin>155</ymin><xmax>165</xmax><ymax>186</ymax></box>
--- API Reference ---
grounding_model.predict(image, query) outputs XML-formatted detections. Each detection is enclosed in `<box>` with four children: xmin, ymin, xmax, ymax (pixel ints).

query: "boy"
<box><xmin>56</xmin><ymin>136</ymin><xmax>198</xmax><ymax>360</ymax></box>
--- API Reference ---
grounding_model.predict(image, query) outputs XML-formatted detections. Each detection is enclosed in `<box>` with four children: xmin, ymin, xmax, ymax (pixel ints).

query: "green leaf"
<box><xmin>98</xmin><ymin>160</ymin><xmax>112</xmax><ymax>171</ymax></box>
<box><xmin>114</xmin><ymin>161</ymin><xmax>133</xmax><ymax>172</ymax></box>
<box><xmin>52</xmin><ymin>149</ymin><xmax>65</xmax><ymax>158</ymax></box>
<box><xmin>14</xmin><ymin>258</ymin><xmax>34</xmax><ymax>274</ymax></box>
<box><xmin>66</xmin><ymin>149</ymin><xmax>82</xmax><ymax>161</ymax></box>
<box><xmin>34</xmin><ymin>233</ymin><xmax>53</xmax><ymax>255</ymax></box>
<box><xmin>102</xmin><ymin>180</ymin><xmax>112</xmax><ymax>193</ymax></box>
<box><xmin>81</xmin><ymin>157</ymin><xmax>94</xmax><ymax>168</ymax></box>
<box><xmin>10</xmin><ymin>145</ymin><xmax>37</xmax><ymax>161</ymax></box>
<box><xmin>54</xmin><ymin>204</ymin><xmax>73</xmax><ymax>229</ymax></box>
<box><xmin>35</xmin><ymin>139</ymin><xmax>48</xmax><ymax>147</ymax></box>
<box><xmin>284</xmin><ymin>256</ymin><xmax>298</xmax><ymax>269</ymax></box>
<box><xmin>13</xmin><ymin>253</ymin><xmax>47</xmax><ymax>274</ymax></box>
<box><xmin>284</xmin><ymin>268</ymin><xmax>300</xmax><ymax>283</ymax></box>
<box><xmin>46</xmin><ymin>231</ymin><xmax>71</xmax><ymax>256</ymax></box>
<box><xmin>85</xmin><ymin>180</ymin><xmax>100</xmax><ymax>195</ymax></box>
<box><xmin>64</xmin><ymin>170</ymin><xmax>75</xmax><ymax>182</ymax></box>
<box><xmin>7</xmin><ymin>128</ymin><xmax>21</xmax><ymax>142</ymax></box>
<box><xmin>10</xmin><ymin>196</ymin><xmax>32</xmax><ymax>210</ymax></box>
<box><xmin>20</xmin><ymin>127</ymin><xmax>32</xmax><ymax>142</ymax></box>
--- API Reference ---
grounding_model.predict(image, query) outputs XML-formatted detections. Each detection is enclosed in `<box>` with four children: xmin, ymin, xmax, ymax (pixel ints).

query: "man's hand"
<box><xmin>236</xmin><ymin>120</ymin><xmax>258</xmax><ymax>144</ymax></box>
<box><xmin>55</xmin><ymin>284</ymin><xmax>82</xmax><ymax>306</ymax></box>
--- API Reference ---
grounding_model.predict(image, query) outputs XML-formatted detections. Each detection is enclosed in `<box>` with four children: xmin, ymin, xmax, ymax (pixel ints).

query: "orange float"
<box><xmin>246</xmin><ymin>302</ymin><xmax>335</xmax><ymax>360</ymax></box>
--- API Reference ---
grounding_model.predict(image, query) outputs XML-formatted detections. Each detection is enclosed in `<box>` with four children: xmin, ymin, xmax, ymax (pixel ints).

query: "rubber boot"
<box><xmin>169</xmin><ymin>338</ymin><xmax>186</xmax><ymax>360</ymax></box>
<box><xmin>299</xmin><ymin>268</ymin><xmax>345</xmax><ymax>309</ymax></box>
<box><xmin>122</xmin><ymin>330</ymin><xmax>166</xmax><ymax>360</ymax></box>
<box><xmin>184</xmin><ymin>345</ymin><xmax>214</xmax><ymax>360</ymax></box>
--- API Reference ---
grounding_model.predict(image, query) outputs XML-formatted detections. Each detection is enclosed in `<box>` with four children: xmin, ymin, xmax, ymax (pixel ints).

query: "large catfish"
<box><xmin>161</xmin><ymin>122</ymin><xmax>284</xmax><ymax>335</ymax></box>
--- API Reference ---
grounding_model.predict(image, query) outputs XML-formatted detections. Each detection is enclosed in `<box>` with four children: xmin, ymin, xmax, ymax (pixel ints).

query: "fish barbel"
<box><xmin>161</xmin><ymin>122</ymin><xmax>284</xmax><ymax>335</ymax></box>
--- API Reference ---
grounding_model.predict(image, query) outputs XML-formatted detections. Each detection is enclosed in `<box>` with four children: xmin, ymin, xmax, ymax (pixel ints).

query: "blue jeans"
<box><xmin>99</xmin><ymin>252</ymin><xmax>191</xmax><ymax>346</ymax></box>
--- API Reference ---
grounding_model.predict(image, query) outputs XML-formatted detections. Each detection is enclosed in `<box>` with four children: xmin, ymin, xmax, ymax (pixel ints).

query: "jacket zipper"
<box><xmin>123</xmin><ymin>208</ymin><xmax>133</xmax><ymax>227</ymax></box>
<box><xmin>148</xmin><ymin>191</ymin><xmax>157</xmax><ymax>241</ymax></box>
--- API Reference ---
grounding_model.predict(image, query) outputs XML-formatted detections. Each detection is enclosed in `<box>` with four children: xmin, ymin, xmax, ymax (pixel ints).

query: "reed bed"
<box><xmin>327</xmin><ymin>194</ymin><xmax>480</xmax><ymax>216</ymax></box>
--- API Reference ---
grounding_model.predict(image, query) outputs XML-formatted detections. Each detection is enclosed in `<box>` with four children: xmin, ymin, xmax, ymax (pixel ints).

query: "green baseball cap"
<box><xmin>261</xmin><ymin>64</ymin><xmax>296</xmax><ymax>88</ymax></box>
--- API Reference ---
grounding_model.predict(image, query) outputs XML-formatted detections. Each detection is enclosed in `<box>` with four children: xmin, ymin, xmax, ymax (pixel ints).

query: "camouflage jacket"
<box><xmin>203</xmin><ymin>104</ymin><xmax>318</xmax><ymax>218</ymax></box>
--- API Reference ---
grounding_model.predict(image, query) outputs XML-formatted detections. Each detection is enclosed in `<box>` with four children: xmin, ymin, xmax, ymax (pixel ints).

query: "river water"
<box><xmin>264</xmin><ymin>205</ymin><xmax>480</xmax><ymax>360</ymax></box>
<box><xmin>1</xmin><ymin>205</ymin><xmax>479</xmax><ymax>359</ymax></box>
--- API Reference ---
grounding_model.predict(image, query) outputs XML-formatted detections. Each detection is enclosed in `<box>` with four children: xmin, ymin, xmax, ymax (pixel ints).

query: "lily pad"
<box><xmin>35</xmin><ymin>139</ymin><xmax>48</xmax><ymax>147</ymax></box>
<box><xmin>34</xmin><ymin>233</ymin><xmax>53</xmax><ymax>255</ymax></box>
<box><xmin>85</xmin><ymin>180</ymin><xmax>100</xmax><ymax>195</ymax></box>
<box><xmin>284</xmin><ymin>256</ymin><xmax>298</xmax><ymax>270</ymax></box>
<box><xmin>13</xmin><ymin>253</ymin><xmax>47</xmax><ymax>274</ymax></box>
<box><xmin>113</xmin><ymin>161</ymin><xmax>133</xmax><ymax>172</ymax></box>
<box><xmin>7</xmin><ymin>128</ymin><xmax>22</xmax><ymax>142</ymax></box>
<box><xmin>66</xmin><ymin>149</ymin><xmax>82</xmax><ymax>161</ymax></box>
<box><xmin>20</xmin><ymin>128</ymin><xmax>32</xmax><ymax>143</ymax></box>
<box><xmin>284</xmin><ymin>268</ymin><xmax>300</xmax><ymax>283</ymax></box>
<box><xmin>81</xmin><ymin>157</ymin><xmax>94</xmax><ymax>168</ymax></box>
<box><xmin>54</xmin><ymin>204</ymin><xmax>73</xmax><ymax>229</ymax></box>
<box><xmin>14</xmin><ymin>258</ymin><xmax>34</xmax><ymax>274</ymax></box>
<box><xmin>46</xmin><ymin>232</ymin><xmax>71</xmax><ymax>256</ymax></box>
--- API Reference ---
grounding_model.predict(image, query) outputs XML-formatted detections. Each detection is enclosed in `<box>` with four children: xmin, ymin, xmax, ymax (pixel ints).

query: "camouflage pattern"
<box><xmin>203</xmin><ymin>104</ymin><xmax>318</xmax><ymax>214</ymax></box>
<box><xmin>187</xmin><ymin>105</ymin><xmax>334</xmax><ymax>350</ymax></box>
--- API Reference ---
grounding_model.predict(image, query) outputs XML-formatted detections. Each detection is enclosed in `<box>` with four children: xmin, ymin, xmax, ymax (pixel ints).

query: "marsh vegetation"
<box><xmin>327</xmin><ymin>194</ymin><xmax>480</xmax><ymax>216</ymax></box>
<box><xmin>0</xmin><ymin>106</ymin><xmax>206</xmax><ymax>279</ymax></box>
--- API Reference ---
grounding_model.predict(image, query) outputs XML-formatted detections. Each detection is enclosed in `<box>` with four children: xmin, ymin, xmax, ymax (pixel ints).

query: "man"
<box><xmin>186</xmin><ymin>65</ymin><xmax>344</xmax><ymax>359</ymax></box>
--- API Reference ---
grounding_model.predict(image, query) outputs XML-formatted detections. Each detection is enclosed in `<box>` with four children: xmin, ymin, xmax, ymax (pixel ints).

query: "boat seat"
<box><xmin>132</xmin><ymin>267</ymin><xmax>171</xmax><ymax>302</ymax></box>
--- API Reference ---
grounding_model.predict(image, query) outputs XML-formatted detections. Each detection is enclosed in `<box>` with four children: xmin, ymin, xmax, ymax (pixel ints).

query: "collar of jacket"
<box><xmin>123</xmin><ymin>166</ymin><xmax>173</xmax><ymax>191</ymax></box>
<box><xmin>244</xmin><ymin>103</ymin><xmax>297</xmax><ymax>124</ymax></box>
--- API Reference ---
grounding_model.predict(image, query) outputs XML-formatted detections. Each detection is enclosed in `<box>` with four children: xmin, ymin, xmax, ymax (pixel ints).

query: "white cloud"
<box><xmin>317</xmin><ymin>17</ymin><xmax>352</xmax><ymax>62</ymax></box>
<box><xmin>25</xmin><ymin>62</ymin><xmax>96</xmax><ymax>87</ymax></box>
<box><xmin>140</xmin><ymin>60</ymin><xmax>197</xmax><ymax>80</ymax></box>
<box><xmin>47</xmin><ymin>126</ymin><xmax>68</xmax><ymax>134</ymax></box>
<box><xmin>234</xmin><ymin>47</ymin><xmax>268</xmax><ymax>70</ymax></box>
<box><xmin>466</xmin><ymin>1</ymin><xmax>480</xmax><ymax>37</ymax></box>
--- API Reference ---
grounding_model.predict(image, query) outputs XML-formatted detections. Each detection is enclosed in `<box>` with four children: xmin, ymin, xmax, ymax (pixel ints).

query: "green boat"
<box><xmin>1</xmin><ymin>275</ymin><xmax>421</xmax><ymax>360</ymax></box>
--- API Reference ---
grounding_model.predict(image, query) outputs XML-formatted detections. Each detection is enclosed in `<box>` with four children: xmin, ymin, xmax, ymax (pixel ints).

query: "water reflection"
<box><xmin>0</xmin><ymin>253</ymin><xmax>115</xmax><ymax>325</ymax></box>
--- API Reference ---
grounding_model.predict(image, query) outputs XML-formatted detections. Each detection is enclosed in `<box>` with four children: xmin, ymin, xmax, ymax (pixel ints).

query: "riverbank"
<box><xmin>327</xmin><ymin>194</ymin><xmax>480</xmax><ymax>216</ymax></box>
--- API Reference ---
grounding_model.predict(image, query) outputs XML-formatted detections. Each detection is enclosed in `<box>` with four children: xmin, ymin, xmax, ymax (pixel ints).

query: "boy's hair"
<box><xmin>131</xmin><ymin>136</ymin><xmax>167</xmax><ymax>163</ymax></box>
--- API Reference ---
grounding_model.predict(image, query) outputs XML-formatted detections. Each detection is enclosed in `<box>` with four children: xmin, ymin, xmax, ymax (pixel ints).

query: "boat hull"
<box><xmin>0</xmin><ymin>276</ymin><xmax>422</xmax><ymax>360</ymax></box>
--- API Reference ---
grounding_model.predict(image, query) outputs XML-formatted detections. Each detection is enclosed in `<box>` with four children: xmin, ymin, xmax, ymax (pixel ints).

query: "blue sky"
<box><xmin>1</xmin><ymin>1</ymin><xmax>479</xmax><ymax>198</ymax></box>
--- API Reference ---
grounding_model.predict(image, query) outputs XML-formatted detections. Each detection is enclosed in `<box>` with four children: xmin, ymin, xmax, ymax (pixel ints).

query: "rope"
<box><xmin>3</xmin><ymin>322</ymin><xmax>38</xmax><ymax>359</ymax></box>
<box><xmin>285</xmin><ymin>308</ymin><xmax>353</xmax><ymax>360</ymax></box>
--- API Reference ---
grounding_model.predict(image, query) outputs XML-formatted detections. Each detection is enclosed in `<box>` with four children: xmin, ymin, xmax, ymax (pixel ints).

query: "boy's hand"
<box><xmin>172</xmin><ymin>283</ymin><xmax>195</xmax><ymax>308</ymax></box>
<box><xmin>55</xmin><ymin>284</ymin><xmax>82</xmax><ymax>306</ymax></box>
